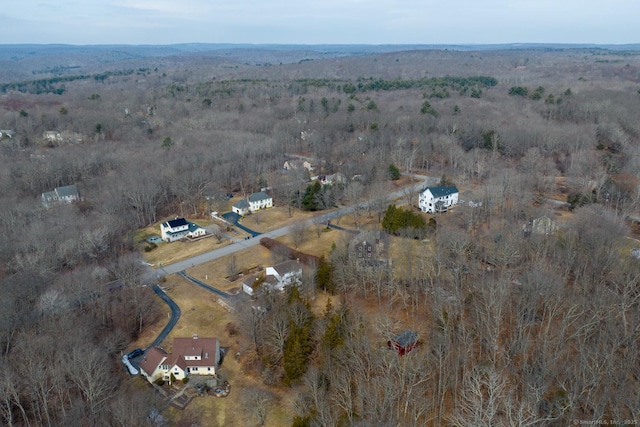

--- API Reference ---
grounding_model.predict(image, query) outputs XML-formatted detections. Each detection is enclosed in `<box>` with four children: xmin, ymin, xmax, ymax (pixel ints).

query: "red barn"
<box><xmin>388</xmin><ymin>330</ymin><xmax>419</xmax><ymax>356</ymax></box>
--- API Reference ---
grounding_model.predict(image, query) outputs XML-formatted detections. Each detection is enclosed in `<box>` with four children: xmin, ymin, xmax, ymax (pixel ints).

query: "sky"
<box><xmin>2</xmin><ymin>0</ymin><xmax>638</xmax><ymax>45</ymax></box>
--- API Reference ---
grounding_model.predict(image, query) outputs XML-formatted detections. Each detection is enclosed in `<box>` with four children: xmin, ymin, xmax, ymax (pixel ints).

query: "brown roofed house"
<box><xmin>139</xmin><ymin>335</ymin><xmax>220</xmax><ymax>384</ymax></box>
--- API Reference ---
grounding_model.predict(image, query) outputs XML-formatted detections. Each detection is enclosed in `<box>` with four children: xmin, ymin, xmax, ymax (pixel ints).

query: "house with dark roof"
<box><xmin>139</xmin><ymin>335</ymin><xmax>221</xmax><ymax>384</ymax></box>
<box><xmin>41</xmin><ymin>184</ymin><xmax>80</xmax><ymax>208</ymax></box>
<box><xmin>388</xmin><ymin>330</ymin><xmax>419</xmax><ymax>356</ymax></box>
<box><xmin>242</xmin><ymin>259</ymin><xmax>303</xmax><ymax>295</ymax></box>
<box><xmin>232</xmin><ymin>199</ymin><xmax>250</xmax><ymax>216</ymax></box>
<box><xmin>160</xmin><ymin>217</ymin><xmax>206</xmax><ymax>242</ymax></box>
<box><xmin>248</xmin><ymin>191</ymin><xmax>273</xmax><ymax>211</ymax></box>
<box><xmin>418</xmin><ymin>186</ymin><xmax>459</xmax><ymax>213</ymax></box>
<box><xmin>232</xmin><ymin>191</ymin><xmax>273</xmax><ymax>216</ymax></box>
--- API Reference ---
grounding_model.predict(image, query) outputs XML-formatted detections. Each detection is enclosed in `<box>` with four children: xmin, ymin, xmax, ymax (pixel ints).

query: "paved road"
<box><xmin>147</xmin><ymin>284</ymin><xmax>181</xmax><ymax>350</ymax></box>
<box><xmin>146</xmin><ymin>174</ymin><xmax>437</xmax><ymax>280</ymax></box>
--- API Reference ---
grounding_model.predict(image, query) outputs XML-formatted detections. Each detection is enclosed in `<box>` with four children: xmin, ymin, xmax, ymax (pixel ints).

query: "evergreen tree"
<box><xmin>382</xmin><ymin>204</ymin><xmax>427</xmax><ymax>236</ymax></box>
<box><xmin>388</xmin><ymin>163</ymin><xmax>401</xmax><ymax>180</ymax></box>
<box><xmin>316</xmin><ymin>256</ymin><xmax>335</xmax><ymax>294</ymax></box>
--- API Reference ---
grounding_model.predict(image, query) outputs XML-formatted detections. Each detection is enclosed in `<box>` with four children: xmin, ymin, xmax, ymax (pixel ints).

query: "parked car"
<box><xmin>127</xmin><ymin>348</ymin><xmax>144</xmax><ymax>359</ymax></box>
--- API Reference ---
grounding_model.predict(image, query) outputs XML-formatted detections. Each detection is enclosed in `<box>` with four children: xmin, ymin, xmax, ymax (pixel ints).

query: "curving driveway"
<box><xmin>221</xmin><ymin>212</ymin><xmax>262</xmax><ymax>237</ymax></box>
<box><xmin>177</xmin><ymin>270</ymin><xmax>232</xmax><ymax>299</ymax></box>
<box><xmin>147</xmin><ymin>284</ymin><xmax>181</xmax><ymax>349</ymax></box>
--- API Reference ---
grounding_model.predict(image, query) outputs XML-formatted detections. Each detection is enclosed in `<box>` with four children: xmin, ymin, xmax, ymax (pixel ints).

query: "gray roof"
<box><xmin>55</xmin><ymin>184</ymin><xmax>79</xmax><ymax>198</ymax></box>
<box><xmin>41</xmin><ymin>190</ymin><xmax>57</xmax><ymax>201</ymax></box>
<box><xmin>393</xmin><ymin>330</ymin><xmax>418</xmax><ymax>347</ymax></box>
<box><xmin>422</xmin><ymin>186</ymin><xmax>458</xmax><ymax>198</ymax></box>
<box><xmin>272</xmin><ymin>260</ymin><xmax>301</xmax><ymax>275</ymax></box>
<box><xmin>249</xmin><ymin>191</ymin><xmax>271</xmax><ymax>203</ymax></box>
<box><xmin>233</xmin><ymin>199</ymin><xmax>250</xmax><ymax>209</ymax></box>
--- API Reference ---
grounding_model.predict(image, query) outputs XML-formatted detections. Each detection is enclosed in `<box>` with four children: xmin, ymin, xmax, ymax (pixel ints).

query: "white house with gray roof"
<box><xmin>160</xmin><ymin>217</ymin><xmax>206</xmax><ymax>242</ymax></box>
<box><xmin>41</xmin><ymin>184</ymin><xmax>80</xmax><ymax>208</ymax></box>
<box><xmin>418</xmin><ymin>186</ymin><xmax>459</xmax><ymax>213</ymax></box>
<box><xmin>248</xmin><ymin>191</ymin><xmax>273</xmax><ymax>211</ymax></box>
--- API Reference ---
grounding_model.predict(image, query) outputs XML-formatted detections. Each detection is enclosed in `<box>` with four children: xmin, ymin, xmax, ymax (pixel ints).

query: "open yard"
<box><xmin>134</xmin><ymin>268</ymin><xmax>298</xmax><ymax>426</ymax></box>
<box><xmin>236</xmin><ymin>205</ymin><xmax>312</xmax><ymax>233</ymax></box>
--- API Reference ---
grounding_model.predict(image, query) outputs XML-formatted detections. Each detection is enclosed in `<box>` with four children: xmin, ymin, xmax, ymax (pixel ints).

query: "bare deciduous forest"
<box><xmin>1</xmin><ymin>44</ymin><xmax>640</xmax><ymax>426</ymax></box>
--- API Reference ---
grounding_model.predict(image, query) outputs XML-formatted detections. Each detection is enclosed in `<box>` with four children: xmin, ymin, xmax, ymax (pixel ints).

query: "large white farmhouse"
<box><xmin>418</xmin><ymin>186</ymin><xmax>459</xmax><ymax>214</ymax></box>
<box><xmin>160</xmin><ymin>217</ymin><xmax>206</xmax><ymax>242</ymax></box>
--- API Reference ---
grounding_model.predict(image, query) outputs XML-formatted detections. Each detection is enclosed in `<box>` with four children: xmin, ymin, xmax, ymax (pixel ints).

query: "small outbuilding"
<box><xmin>388</xmin><ymin>330</ymin><xmax>419</xmax><ymax>356</ymax></box>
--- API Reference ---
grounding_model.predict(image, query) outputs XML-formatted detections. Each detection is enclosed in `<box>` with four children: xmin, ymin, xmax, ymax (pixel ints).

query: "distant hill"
<box><xmin>1</xmin><ymin>42</ymin><xmax>639</xmax><ymax>83</ymax></box>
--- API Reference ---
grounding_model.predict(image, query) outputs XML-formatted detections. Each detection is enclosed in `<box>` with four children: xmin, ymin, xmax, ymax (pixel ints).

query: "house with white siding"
<box><xmin>41</xmin><ymin>184</ymin><xmax>80</xmax><ymax>208</ymax></box>
<box><xmin>243</xmin><ymin>259</ymin><xmax>303</xmax><ymax>295</ymax></box>
<box><xmin>160</xmin><ymin>217</ymin><xmax>206</xmax><ymax>242</ymax></box>
<box><xmin>248</xmin><ymin>191</ymin><xmax>273</xmax><ymax>211</ymax></box>
<box><xmin>232</xmin><ymin>192</ymin><xmax>273</xmax><ymax>216</ymax></box>
<box><xmin>418</xmin><ymin>186</ymin><xmax>459</xmax><ymax>214</ymax></box>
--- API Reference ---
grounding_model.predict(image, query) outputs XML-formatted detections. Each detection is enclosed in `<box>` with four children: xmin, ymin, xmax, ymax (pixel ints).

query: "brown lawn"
<box><xmin>185</xmin><ymin>245</ymin><xmax>274</xmax><ymax>293</ymax></box>
<box><xmin>237</xmin><ymin>205</ymin><xmax>312</xmax><ymax>233</ymax></box>
<box><xmin>138</xmin><ymin>270</ymin><xmax>301</xmax><ymax>426</ymax></box>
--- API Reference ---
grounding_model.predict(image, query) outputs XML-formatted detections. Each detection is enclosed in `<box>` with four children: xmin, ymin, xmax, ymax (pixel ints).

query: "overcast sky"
<box><xmin>2</xmin><ymin>0</ymin><xmax>638</xmax><ymax>45</ymax></box>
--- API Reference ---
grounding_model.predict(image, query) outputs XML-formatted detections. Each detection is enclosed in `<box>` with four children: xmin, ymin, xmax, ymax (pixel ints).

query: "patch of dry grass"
<box><xmin>237</xmin><ymin>205</ymin><xmax>311</xmax><ymax>233</ymax></box>
<box><xmin>143</xmin><ymin>237</ymin><xmax>233</xmax><ymax>266</ymax></box>
<box><xmin>186</xmin><ymin>245</ymin><xmax>274</xmax><ymax>293</ymax></box>
<box><xmin>277</xmin><ymin>223</ymin><xmax>343</xmax><ymax>259</ymax></box>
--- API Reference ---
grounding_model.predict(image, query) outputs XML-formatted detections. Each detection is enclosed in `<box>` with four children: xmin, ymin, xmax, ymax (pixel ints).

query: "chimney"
<box><xmin>193</xmin><ymin>333</ymin><xmax>198</xmax><ymax>340</ymax></box>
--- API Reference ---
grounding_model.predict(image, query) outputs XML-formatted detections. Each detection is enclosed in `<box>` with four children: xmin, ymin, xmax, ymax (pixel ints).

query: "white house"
<box><xmin>232</xmin><ymin>199</ymin><xmax>250</xmax><ymax>216</ymax></box>
<box><xmin>242</xmin><ymin>274</ymin><xmax>280</xmax><ymax>296</ymax></box>
<box><xmin>41</xmin><ymin>184</ymin><xmax>80</xmax><ymax>208</ymax></box>
<box><xmin>160</xmin><ymin>217</ymin><xmax>206</xmax><ymax>242</ymax></box>
<box><xmin>139</xmin><ymin>336</ymin><xmax>220</xmax><ymax>384</ymax></box>
<box><xmin>232</xmin><ymin>192</ymin><xmax>273</xmax><ymax>216</ymax></box>
<box><xmin>248</xmin><ymin>191</ymin><xmax>273</xmax><ymax>212</ymax></box>
<box><xmin>418</xmin><ymin>186</ymin><xmax>459</xmax><ymax>213</ymax></box>
<box><xmin>243</xmin><ymin>260</ymin><xmax>303</xmax><ymax>295</ymax></box>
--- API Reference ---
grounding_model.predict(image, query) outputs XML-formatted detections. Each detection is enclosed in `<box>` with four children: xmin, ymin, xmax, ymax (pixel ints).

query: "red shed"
<box><xmin>388</xmin><ymin>330</ymin><xmax>419</xmax><ymax>356</ymax></box>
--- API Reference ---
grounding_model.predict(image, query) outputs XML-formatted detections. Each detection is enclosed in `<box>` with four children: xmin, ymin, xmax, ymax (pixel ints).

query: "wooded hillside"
<box><xmin>1</xmin><ymin>45</ymin><xmax>639</xmax><ymax>426</ymax></box>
